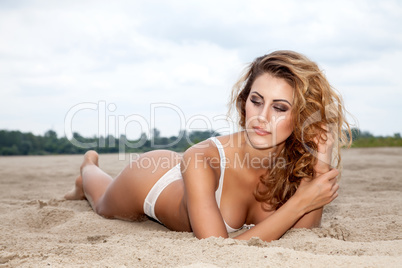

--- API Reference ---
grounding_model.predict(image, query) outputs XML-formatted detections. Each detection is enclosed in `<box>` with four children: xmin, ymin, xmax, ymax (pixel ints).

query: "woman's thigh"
<box><xmin>97</xmin><ymin>150</ymin><xmax>181</xmax><ymax>220</ymax></box>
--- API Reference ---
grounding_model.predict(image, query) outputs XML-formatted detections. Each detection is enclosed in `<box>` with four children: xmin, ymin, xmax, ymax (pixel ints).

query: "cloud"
<box><xmin>0</xmin><ymin>0</ymin><xmax>401</xmax><ymax>138</ymax></box>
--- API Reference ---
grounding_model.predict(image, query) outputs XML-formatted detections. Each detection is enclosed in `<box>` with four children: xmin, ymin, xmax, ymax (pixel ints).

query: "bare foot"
<box><xmin>64</xmin><ymin>175</ymin><xmax>85</xmax><ymax>200</ymax></box>
<box><xmin>64</xmin><ymin>150</ymin><xmax>99</xmax><ymax>200</ymax></box>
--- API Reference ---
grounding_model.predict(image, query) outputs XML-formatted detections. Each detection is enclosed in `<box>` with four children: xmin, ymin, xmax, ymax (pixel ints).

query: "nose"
<box><xmin>257</xmin><ymin>114</ymin><xmax>268</xmax><ymax>124</ymax></box>
<box><xmin>257</xmin><ymin>106</ymin><xmax>270</xmax><ymax>124</ymax></box>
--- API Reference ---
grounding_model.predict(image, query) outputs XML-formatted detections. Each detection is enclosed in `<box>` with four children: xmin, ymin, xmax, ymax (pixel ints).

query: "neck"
<box><xmin>238</xmin><ymin>131</ymin><xmax>285</xmax><ymax>172</ymax></box>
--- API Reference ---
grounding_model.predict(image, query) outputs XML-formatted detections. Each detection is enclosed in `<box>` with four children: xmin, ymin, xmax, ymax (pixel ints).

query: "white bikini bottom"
<box><xmin>143</xmin><ymin>163</ymin><xmax>181</xmax><ymax>223</ymax></box>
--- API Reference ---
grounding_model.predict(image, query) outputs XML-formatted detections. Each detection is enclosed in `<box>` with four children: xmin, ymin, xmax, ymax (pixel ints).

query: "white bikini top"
<box><xmin>209</xmin><ymin>137</ymin><xmax>240</xmax><ymax>233</ymax></box>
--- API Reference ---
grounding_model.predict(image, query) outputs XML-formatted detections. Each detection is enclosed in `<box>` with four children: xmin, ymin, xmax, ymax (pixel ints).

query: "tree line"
<box><xmin>0</xmin><ymin>129</ymin><xmax>219</xmax><ymax>156</ymax></box>
<box><xmin>349</xmin><ymin>128</ymin><xmax>402</xmax><ymax>147</ymax></box>
<box><xmin>0</xmin><ymin>128</ymin><xmax>401</xmax><ymax>156</ymax></box>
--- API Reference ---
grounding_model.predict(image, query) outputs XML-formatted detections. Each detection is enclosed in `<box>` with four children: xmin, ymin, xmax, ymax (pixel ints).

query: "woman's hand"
<box><xmin>235</xmin><ymin>169</ymin><xmax>339</xmax><ymax>242</ymax></box>
<box><xmin>294</xmin><ymin>169</ymin><xmax>339</xmax><ymax>215</ymax></box>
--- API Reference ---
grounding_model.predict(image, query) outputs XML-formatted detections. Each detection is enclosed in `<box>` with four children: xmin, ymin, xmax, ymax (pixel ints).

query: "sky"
<box><xmin>1</xmin><ymin>0</ymin><xmax>401</xmax><ymax>140</ymax></box>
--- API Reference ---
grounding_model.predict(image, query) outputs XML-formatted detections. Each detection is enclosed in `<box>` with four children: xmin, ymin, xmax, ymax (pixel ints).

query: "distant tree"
<box><xmin>152</xmin><ymin>128</ymin><xmax>160</xmax><ymax>139</ymax></box>
<box><xmin>20</xmin><ymin>140</ymin><xmax>33</xmax><ymax>155</ymax></box>
<box><xmin>1</xmin><ymin>144</ymin><xmax>20</xmax><ymax>155</ymax></box>
<box><xmin>45</xmin><ymin>130</ymin><xmax>57</xmax><ymax>139</ymax></box>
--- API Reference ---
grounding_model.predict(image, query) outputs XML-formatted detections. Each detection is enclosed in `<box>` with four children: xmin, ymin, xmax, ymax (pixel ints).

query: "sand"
<box><xmin>0</xmin><ymin>148</ymin><xmax>401</xmax><ymax>267</ymax></box>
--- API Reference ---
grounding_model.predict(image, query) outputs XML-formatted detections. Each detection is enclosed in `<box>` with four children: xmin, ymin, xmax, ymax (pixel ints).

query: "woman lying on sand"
<box><xmin>65</xmin><ymin>50</ymin><xmax>351</xmax><ymax>242</ymax></box>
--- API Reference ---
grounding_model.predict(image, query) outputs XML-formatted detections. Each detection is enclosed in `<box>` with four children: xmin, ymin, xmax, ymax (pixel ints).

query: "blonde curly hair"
<box><xmin>229</xmin><ymin>50</ymin><xmax>352</xmax><ymax>210</ymax></box>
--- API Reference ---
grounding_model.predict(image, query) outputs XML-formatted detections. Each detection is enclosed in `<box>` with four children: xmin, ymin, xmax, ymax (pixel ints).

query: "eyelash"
<box><xmin>250</xmin><ymin>99</ymin><xmax>288</xmax><ymax>112</ymax></box>
<box><xmin>250</xmin><ymin>99</ymin><xmax>262</xmax><ymax>106</ymax></box>
<box><xmin>274</xmin><ymin>106</ymin><xmax>288</xmax><ymax>112</ymax></box>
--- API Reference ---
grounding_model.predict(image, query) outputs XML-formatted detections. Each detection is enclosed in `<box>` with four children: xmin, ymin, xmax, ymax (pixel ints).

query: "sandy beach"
<box><xmin>0</xmin><ymin>147</ymin><xmax>401</xmax><ymax>267</ymax></box>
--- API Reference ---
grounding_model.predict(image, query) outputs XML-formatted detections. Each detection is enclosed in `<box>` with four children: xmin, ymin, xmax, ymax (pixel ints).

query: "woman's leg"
<box><xmin>65</xmin><ymin>151</ymin><xmax>112</xmax><ymax>210</ymax></box>
<box><xmin>65</xmin><ymin>150</ymin><xmax>181</xmax><ymax>221</ymax></box>
<box><xmin>65</xmin><ymin>150</ymin><xmax>143</xmax><ymax>220</ymax></box>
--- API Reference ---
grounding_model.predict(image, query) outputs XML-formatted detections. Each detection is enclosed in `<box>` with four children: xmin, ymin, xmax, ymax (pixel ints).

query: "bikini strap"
<box><xmin>209</xmin><ymin>137</ymin><xmax>226</xmax><ymax>208</ymax></box>
<box><xmin>209</xmin><ymin>137</ymin><xmax>241</xmax><ymax>233</ymax></box>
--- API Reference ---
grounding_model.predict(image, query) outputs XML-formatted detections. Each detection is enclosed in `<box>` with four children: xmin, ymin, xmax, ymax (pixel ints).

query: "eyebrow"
<box><xmin>251</xmin><ymin>91</ymin><xmax>292</xmax><ymax>106</ymax></box>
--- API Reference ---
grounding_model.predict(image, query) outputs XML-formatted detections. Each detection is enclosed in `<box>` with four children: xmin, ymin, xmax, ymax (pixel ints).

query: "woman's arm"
<box><xmin>292</xmin><ymin>207</ymin><xmax>323</xmax><ymax>228</ymax></box>
<box><xmin>181</xmin><ymin>144</ymin><xmax>229</xmax><ymax>239</ymax></box>
<box><xmin>234</xmin><ymin>169</ymin><xmax>339</xmax><ymax>242</ymax></box>
<box><xmin>292</xmin><ymin>126</ymin><xmax>335</xmax><ymax>228</ymax></box>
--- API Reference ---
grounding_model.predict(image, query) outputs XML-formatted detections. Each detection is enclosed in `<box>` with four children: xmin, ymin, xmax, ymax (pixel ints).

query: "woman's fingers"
<box><xmin>332</xmin><ymin>181</ymin><xmax>339</xmax><ymax>191</ymax></box>
<box><xmin>330</xmin><ymin>183</ymin><xmax>339</xmax><ymax>200</ymax></box>
<box><xmin>300</xmin><ymin>169</ymin><xmax>338</xmax><ymax>189</ymax></box>
<box><xmin>314</xmin><ymin>169</ymin><xmax>339</xmax><ymax>204</ymax></box>
<box><xmin>330</xmin><ymin>190</ymin><xmax>339</xmax><ymax>202</ymax></box>
<box><xmin>322</xmin><ymin>170</ymin><xmax>339</xmax><ymax>195</ymax></box>
<box><xmin>319</xmin><ymin>168</ymin><xmax>339</xmax><ymax>181</ymax></box>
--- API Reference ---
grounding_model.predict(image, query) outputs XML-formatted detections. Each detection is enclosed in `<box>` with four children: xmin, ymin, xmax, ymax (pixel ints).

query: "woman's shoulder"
<box><xmin>180</xmin><ymin>138</ymin><xmax>222</xmax><ymax>185</ymax></box>
<box><xmin>182</xmin><ymin>137</ymin><xmax>220</xmax><ymax>161</ymax></box>
<box><xmin>184</xmin><ymin>132</ymin><xmax>242</xmax><ymax>157</ymax></box>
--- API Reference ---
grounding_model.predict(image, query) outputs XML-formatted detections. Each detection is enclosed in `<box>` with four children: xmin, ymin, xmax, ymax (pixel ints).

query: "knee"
<box><xmin>94</xmin><ymin>200</ymin><xmax>114</xmax><ymax>219</ymax></box>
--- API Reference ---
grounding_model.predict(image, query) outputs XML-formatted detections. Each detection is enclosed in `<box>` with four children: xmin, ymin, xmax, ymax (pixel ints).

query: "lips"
<box><xmin>252</xmin><ymin>126</ymin><xmax>271</xmax><ymax>136</ymax></box>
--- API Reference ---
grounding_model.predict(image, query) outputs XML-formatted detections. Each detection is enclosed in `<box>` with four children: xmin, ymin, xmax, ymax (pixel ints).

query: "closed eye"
<box><xmin>273</xmin><ymin>104</ymin><xmax>289</xmax><ymax>113</ymax></box>
<box><xmin>273</xmin><ymin>105</ymin><xmax>288</xmax><ymax>112</ymax></box>
<box><xmin>250</xmin><ymin>99</ymin><xmax>263</xmax><ymax>106</ymax></box>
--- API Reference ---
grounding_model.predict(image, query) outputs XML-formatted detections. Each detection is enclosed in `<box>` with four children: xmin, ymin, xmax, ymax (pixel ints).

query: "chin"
<box><xmin>246</xmin><ymin>130</ymin><xmax>275</xmax><ymax>149</ymax></box>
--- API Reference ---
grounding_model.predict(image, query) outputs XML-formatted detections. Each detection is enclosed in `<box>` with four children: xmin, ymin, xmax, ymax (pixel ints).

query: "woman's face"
<box><xmin>244</xmin><ymin>73</ymin><xmax>294</xmax><ymax>149</ymax></box>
